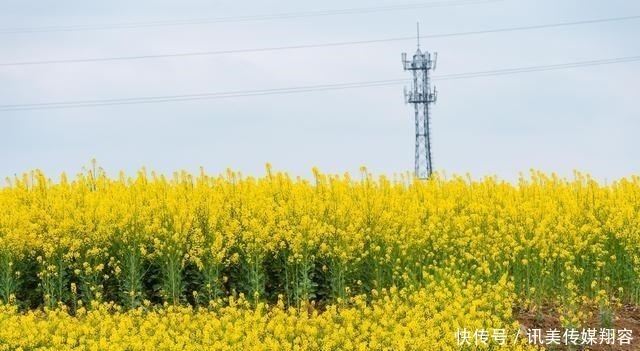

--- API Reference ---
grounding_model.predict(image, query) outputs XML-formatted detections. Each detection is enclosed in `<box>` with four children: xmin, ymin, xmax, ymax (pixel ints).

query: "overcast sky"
<box><xmin>1</xmin><ymin>0</ymin><xmax>638</xmax><ymax>182</ymax></box>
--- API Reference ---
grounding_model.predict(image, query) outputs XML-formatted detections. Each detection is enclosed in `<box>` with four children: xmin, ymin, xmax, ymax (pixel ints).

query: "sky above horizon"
<box><xmin>1</xmin><ymin>0</ymin><xmax>639</xmax><ymax>182</ymax></box>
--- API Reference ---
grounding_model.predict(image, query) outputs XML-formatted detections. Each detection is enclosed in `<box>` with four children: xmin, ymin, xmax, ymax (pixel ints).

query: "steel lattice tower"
<box><xmin>402</xmin><ymin>24</ymin><xmax>437</xmax><ymax>179</ymax></box>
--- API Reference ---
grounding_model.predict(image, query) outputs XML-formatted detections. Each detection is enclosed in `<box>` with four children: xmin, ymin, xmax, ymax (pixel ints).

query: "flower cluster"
<box><xmin>0</xmin><ymin>274</ymin><xmax>536</xmax><ymax>350</ymax></box>
<box><xmin>0</xmin><ymin>164</ymin><xmax>638</xmax><ymax>348</ymax></box>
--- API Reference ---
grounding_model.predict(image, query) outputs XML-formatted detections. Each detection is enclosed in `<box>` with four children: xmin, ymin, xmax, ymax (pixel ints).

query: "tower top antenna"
<box><xmin>416</xmin><ymin>22</ymin><xmax>420</xmax><ymax>49</ymax></box>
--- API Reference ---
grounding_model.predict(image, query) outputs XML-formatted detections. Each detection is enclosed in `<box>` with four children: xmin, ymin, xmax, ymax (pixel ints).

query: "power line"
<box><xmin>0</xmin><ymin>79</ymin><xmax>407</xmax><ymax>110</ymax></box>
<box><xmin>2</xmin><ymin>14</ymin><xmax>639</xmax><ymax>67</ymax></box>
<box><xmin>0</xmin><ymin>0</ymin><xmax>499</xmax><ymax>34</ymax></box>
<box><xmin>1</xmin><ymin>55</ymin><xmax>638</xmax><ymax>112</ymax></box>
<box><xmin>435</xmin><ymin>55</ymin><xmax>640</xmax><ymax>79</ymax></box>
